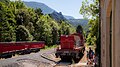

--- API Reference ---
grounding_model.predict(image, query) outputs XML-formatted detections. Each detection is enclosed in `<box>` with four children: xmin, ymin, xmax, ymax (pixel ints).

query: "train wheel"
<box><xmin>0</xmin><ymin>55</ymin><xmax>1</xmax><ymax>59</ymax></box>
<box><xmin>34</xmin><ymin>49</ymin><xmax>40</xmax><ymax>53</ymax></box>
<box><xmin>73</xmin><ymin>57</ymin><xmax>80</xmax><ymax>63</ymax></box>
<box><xmin>8</xmin><ymin>54</ymin><xmax>12</xmax><ymax>58</ymax></box>
<box><xmin>12</xmin><ymin>52</ymin><xmax>15</xmax><ymax>56</ymax></box>
<box><xmin>4</xmin><ymin>54</ymin><xmax>12</xmax><ymax>59</ymax></box>
<box><xmin>27</xmin><ymin>50</ymin><xmax>31</xmax><ymax>54</ymax></box>
<box><xmin>24</xmin><ymin>49</ymin><xmax>31</xmax><ymax>54</ymax></box>
<box><xmin>19</xmin><ymin>50</ymin><xmax>25</xmax><ymax>55</ymax></box>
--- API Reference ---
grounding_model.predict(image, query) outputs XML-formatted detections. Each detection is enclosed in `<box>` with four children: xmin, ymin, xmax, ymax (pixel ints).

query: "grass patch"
<box><xmin>41</xmin><ymin>45</ymin><xmax>58</xmax><ymax>50</ymax></box>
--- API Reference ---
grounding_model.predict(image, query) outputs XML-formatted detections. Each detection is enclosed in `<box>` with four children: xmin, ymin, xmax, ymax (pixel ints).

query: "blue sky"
<box><xmin>21</xmin><ymin>0</ymin><xmax>83</xmax><ymax>19</ymax></box>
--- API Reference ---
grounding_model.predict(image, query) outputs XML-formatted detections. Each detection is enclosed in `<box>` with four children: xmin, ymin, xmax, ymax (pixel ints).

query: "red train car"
<box><xmin>28</xmin><ymin>41</ymin><xmax>45</xmax><ymax>52</ymax></box>
<box><xmin>0</xmin><ymin>41</ymin><xmax>45</xmax><ymax>58</ymax></box>
<box><xmin>55</xmin><ymin>33</ymin><xmax>85</xmax><ymax>63</ymax></box>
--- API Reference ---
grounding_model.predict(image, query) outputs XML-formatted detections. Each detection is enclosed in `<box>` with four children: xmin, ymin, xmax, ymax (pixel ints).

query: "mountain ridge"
<box><xmin>24</xmin><ymin>1</ymin><xmax>67</xmax><ymax>21</ymax></box>
<box><xmin>23</xmin><ymin>1</ymin><xmax>88</xmax><ymax>29</ymax></box>
<box><xmin>24</xmin><ymin>1</ymin><xmax>55</xmax><ymax>14</ymax></box>
<box><xmin>64</xmin><ymin>15</ymin><xmax>75</xmax><ymax>19</ymax></box>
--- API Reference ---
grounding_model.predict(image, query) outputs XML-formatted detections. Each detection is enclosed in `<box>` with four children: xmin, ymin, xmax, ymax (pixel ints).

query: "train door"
<box><xmin>74</xmin><ymin>35</ymin><xmax>81</xmax><ymax>47</ymax></box>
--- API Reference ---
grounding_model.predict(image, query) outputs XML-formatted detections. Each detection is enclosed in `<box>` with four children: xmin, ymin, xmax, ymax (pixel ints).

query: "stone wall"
<box><xmin>100</xmin><ymin>0</ymin><xmax>120</xmax><ymax>67</ymax></box>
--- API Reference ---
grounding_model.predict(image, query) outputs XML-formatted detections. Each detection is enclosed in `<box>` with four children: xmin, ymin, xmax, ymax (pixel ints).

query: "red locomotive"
<box><xmin>0</xmin><ymin>41</ymin><xmax>45</xmax><ymax>58</ymax></box>
<box><xmin>55</xmin><ymin>33</ymin><xmax>85</xmax><ymax>63</ymax></box>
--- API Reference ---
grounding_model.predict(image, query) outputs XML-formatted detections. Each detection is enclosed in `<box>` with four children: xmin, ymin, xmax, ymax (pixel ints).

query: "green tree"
<box><xmin>80</xmin><ymin>0</ymin><xmax>99</xmax><ymax>45</ymax></box>
<box><xmin>60</xmin><ymin>21</ymin><xmax>68</xmax><ymax>35</ymax></box>
<box><xmin>0</xmin><ymin>2</ymin><xmax>16</xmax><ymax>42</ymax></box>
<box><xmin>16</xmin><ymin>9</ymin><xmax>31</xmax><ymax>26</ymax></box>
<box><xmin>52</xmin><ymin>26</ymin><xmax>58</xmax><ymax>45</ymax></box>
<box><xmin>16</xmin><ymin>25</ymin><xmax>33</xmax><ymax>41</ymax></box>
<box><xmin>35</xmin><ymin>15</ymin><xmax>52</xmax><ymax>45</ymax></box>
<box><xmin>80</xmin><ymin>0</ymin><xmax>100</xmax><ymax>55</ymax></box>
<box><xmin>35</xmin><ymin>8</ymin><xmax>43</xmax><ymax>16</ymax></box>
<box><xmin>76</xmin><ymin>25</ymin><xmax>83</xmax><ymax>34</ymax></box>
<box><xmin>15</xmin><ymin>0</ymin><xmax>26</xmax><ymax>9</ymax></box>
<box><xmin>0</xmin><ymin>0</ymin><xmax>10</xmax><ymax>5</ymax></box>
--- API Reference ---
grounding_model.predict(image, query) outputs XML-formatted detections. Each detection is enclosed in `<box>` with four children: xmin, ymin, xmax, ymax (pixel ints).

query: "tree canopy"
<box><xmin>80</xmin><ymin>0</ymin><xmax>99</xmax><ymax>46</ymax></box>
<box><xmin>80</xmin><ymin>0</ymin><xmax>100</xmax><ymax>56</ymax></box>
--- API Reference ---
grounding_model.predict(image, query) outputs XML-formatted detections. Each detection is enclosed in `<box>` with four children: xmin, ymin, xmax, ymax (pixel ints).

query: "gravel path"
<box><xmin>0</xmin><ymin>48</ymin><xmax>56</xmax><ymax>67</ymax></box>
